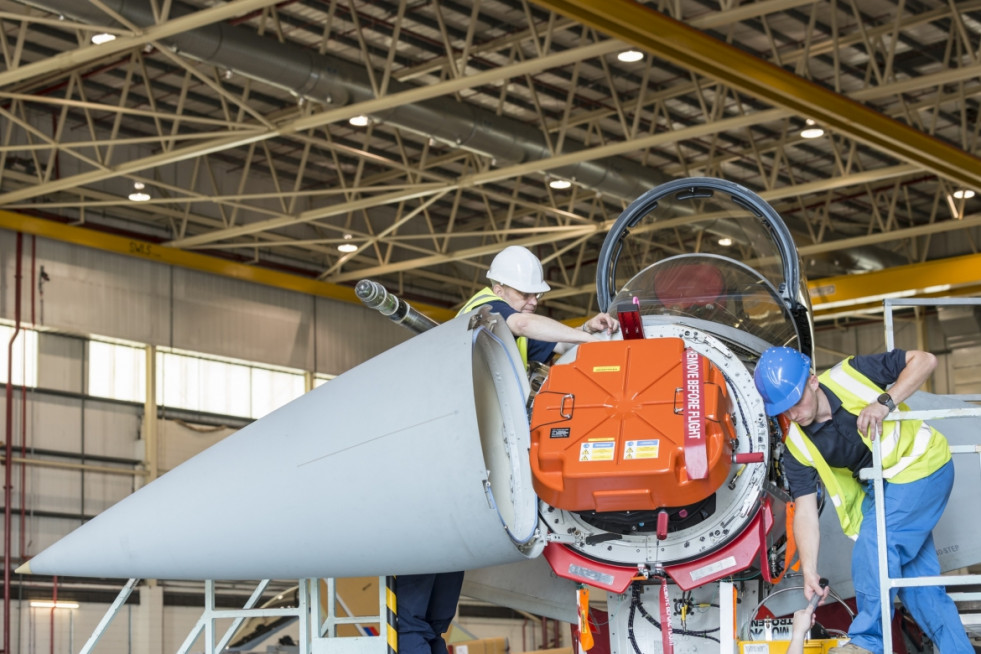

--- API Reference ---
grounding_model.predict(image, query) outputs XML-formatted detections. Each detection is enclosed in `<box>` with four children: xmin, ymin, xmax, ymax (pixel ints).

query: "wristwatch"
<box><xmin>877</xmin><ymin>392</ymin><xmax>896</xmax><ymax>411</ymax></box>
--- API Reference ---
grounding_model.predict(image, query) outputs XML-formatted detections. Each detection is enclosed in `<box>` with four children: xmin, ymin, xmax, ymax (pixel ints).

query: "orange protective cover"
<box><xmin>530</xmin><ymin>338</ymin><xmax>735</xmax><ymax>512</ymax></box>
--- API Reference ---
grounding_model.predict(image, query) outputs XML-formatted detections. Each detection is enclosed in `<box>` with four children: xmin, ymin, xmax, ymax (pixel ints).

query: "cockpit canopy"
<box><xmin>597</xmin><ymin>178</ymin><xmax>813</xmax><ymax>359</ymax></box>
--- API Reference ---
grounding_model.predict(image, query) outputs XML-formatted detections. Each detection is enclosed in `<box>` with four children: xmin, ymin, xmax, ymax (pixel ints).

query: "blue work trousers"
<box><xmin>848</xmin><ymin>460</ymin><xmax>972</xmax><ymax>654</ymax></box>
<box><xmin>396</xmin><ymin>572</ymin><xmax>465</xmax><ymax>654</ymax></box>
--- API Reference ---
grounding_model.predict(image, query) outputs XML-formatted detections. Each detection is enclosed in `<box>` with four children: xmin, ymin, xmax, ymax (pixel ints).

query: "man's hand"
<box><xmin>856</xmin><ymin>401</ymin><xmax>891</xmax><ymax>441</ymax></box>
<box><xmin>583</xmin><ymin>312</ymin><xmax>620</xmax><ymax>335</ymax></box>
<box><xmin>791</xmin><ymin>604</ymin><xmax>816</xmax><ymax>641</ymax></box>
<box><xmin>802</xmin><ymin>570</ymin><xmax>829</xmax><ymax>604</ymax></box>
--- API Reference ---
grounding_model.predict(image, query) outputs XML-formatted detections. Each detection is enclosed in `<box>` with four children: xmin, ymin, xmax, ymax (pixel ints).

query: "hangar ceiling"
<box><xmin>1</xmin><ymin>0</ymin><xmax>980</xmax><ymax>322</ymax></box>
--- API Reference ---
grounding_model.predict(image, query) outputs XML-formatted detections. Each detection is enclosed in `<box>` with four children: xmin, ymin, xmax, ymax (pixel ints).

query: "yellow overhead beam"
<box><xmin>532</xmin><ymin>0</ymin><xmax>981</xmax><ymax>191</ymax></box>
<box><xmin>3</xmin><ymin>211</ymin><xmax>978</xmax><ymax>325</ymax></box>
<box><xmin>809</xmin><ymin>285</ymin><xmax>981</xmax><ymax>323</ymax></box>
<box><xmin>808</xmin><ymin>251</ymin><xmax>981</xmax><ymax>314</ymax></box>
<box><xmin>0</xmin><ymin>211</ymin><xmax>457</xmax><ymax>323</ymax></box>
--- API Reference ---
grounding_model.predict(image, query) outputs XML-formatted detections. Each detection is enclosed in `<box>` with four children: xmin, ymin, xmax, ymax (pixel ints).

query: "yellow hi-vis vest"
<box><xmin>784</xmin><ymin>357</ymin><xmax>951</xmax><ymax>538</ymax></box>
<box><xmin>458</xmin><ymin>287</ymin><xmax>529</xmax><ymax>368</ymax></box>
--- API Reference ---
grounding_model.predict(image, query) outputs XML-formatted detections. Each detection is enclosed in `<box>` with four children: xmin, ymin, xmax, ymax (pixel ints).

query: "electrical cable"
<box><xmin>628</xmin><ymin>583</ymin><xmax>722</xmax><ymax>647</ymax></box>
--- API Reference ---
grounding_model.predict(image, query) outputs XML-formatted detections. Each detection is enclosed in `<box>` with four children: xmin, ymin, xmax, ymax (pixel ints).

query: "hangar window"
<box><xmin>0</xmin><ymin>323</ymin><xmax>38</xmax><ymax>387</ymax></box>
<box><xmin>87</xmin><ymin>340</ymin><xmax>307</xmax><ymax>418</ymax></box>
<box><xmin>156</xmin><ymin>349</ymin><xmax>304</xmax><ymax>419</ymax></box>
<box><xmin>250</xmin><ymin>366</ymin><xmax>305</xmax><ymax>418</ymax></box>
<box><xmin>88</xmin><ymin>339</ymin><xmax>145</xmax><ymax>402</ymax></box>
<box><xmin>157</xmin><ymin>350</ymin><xmax>251</xmax><ymax>417</ymax></box>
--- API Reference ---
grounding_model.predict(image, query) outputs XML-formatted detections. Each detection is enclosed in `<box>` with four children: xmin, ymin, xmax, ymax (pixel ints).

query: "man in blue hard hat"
<box><xmin>753</xmin><ymin>346</ymin><xmax>971</xmax><ymax>654</ymax></box>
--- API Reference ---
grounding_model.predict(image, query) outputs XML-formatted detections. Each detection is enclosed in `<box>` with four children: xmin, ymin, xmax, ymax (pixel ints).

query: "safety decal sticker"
<box><xmin>579</xmin><ymin>441</ymin><xmax>615</xmax><ymax>461</ymax></box>
<box><xmin>591</xmin><ymin>365</ymin><xmax>621</xmax><ymax>372</ymax></box>
<box><xmin>624</xmin><ymin>439</ymin><xmax>659</xmax><ymax>459</ymax></box>
<box><xmin>550</xmin><ymin>427</ymin><xmax>571</xmax><ymax>439</ymax></box>
<box><xmin>689</xmin><ymin>555</ymin><xmax>736</xmax><ymax>581</ymax></box>
<box><xmin>568</xmin><ymin>564</ymin><xmax>615</xmax><ymax>587</ymax></box>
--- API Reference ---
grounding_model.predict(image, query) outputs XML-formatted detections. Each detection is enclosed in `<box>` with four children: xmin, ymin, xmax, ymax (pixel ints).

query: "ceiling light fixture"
<box><xmin>348</xmin><ymin>115</ymin><xmax>370</xmax><ymax>127</ymax></box>
<box><xmin>549</xmin><ymin>179</ymin><xmax>572</xmax><ymax>190</ymax></box>
<box><xmin>800</xmin><ymin>119</ymin><xmax>825</xmax><ymax>139</ymax></box>
<box><xmin>718</xmin><ymin>237</ymin><xmax>732</xmax><ymax>247</ymax></box>
<box><xmin>617</xmin><ymin>49</ymin><xmax>644</xmax><ymax>63</ymax></box>
<box><xmin>91</xmin><ymin>33</ymin><xmax>116</xmax><ymax>45</ymax></box>
<box><xmin>337</xmin><ymin>234</ymin><xmax>357</xmax><ymax>253</ymax></box>
<box><xmin>952</xmin><ymin>189</ymin><xmax>976</xmax><ymax>200</ymax></box>
<box><xmin>128</xmin><ymin>182</ymin><xmax>150</xmax><ymax>202</ymax></box>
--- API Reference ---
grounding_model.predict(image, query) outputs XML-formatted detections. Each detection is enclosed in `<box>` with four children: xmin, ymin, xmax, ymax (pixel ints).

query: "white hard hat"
<box><xmin>487</xmin><ymin>246</ymin><xmax>551</xmax><ymax>294</ymax></box>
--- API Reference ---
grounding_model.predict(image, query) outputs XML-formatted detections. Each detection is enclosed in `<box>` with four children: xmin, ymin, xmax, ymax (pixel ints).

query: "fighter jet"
<box><xmin>19</xmin><ymin>178</ymin><xmax>981</xmax><ymax>654</ymax></box>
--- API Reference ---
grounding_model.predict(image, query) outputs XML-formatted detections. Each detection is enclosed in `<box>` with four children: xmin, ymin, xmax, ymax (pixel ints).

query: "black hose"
<box><xmin>627</xmin><ymin>583</ymin><xmax>721</xmax><ymax>650</ymax></box>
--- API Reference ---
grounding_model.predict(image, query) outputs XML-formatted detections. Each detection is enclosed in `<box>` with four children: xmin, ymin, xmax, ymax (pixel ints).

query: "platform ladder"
<box><xmin>76</xmin><ymin>576</ymin><xmax>397</xmax><ymax>654</ymax></box>
<box><xmin>865</xmin><ymin>298</ymin><xmax>981</xmax><ymax>654</ymax></box>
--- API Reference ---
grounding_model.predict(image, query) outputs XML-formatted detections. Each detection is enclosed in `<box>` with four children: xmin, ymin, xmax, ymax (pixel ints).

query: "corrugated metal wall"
<box><xmin>0</xmin><ymin>232</ymin><xmax>409</xmax><ymax>372</ymax></box>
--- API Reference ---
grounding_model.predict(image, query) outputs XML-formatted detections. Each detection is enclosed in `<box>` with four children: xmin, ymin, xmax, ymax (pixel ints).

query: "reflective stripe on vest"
<box><xmin>458</xmin><ymin>287</ymin><xmax>529</xmax><ymax>368</ymax></box>
<box><xmin>783</xmin><ymin>357</ymin><xmax>950</xmax><ymax>538</ymax></box>
<box><xmin>785</xmin><ymin>423</ymin><xmax>864</xmax><ymax>538</ymax></box>
<box><xmin>822</xmin><ymin>358</ymin><xmax>949</xmax><ymax>483</ymax></box>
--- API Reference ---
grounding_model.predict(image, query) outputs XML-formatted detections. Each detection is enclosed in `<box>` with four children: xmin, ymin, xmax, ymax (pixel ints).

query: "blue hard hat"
<box><xmin>754</xmin><ymin>347</ymin><xmax>812</xmax><ymax>416</ymax></box>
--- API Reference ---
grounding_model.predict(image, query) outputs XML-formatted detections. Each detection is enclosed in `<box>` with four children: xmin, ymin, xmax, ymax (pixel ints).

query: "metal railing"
<box><xmin>77</xmin><ymin>577</ymin><xmax>394</xmax><ymax>654</ymax></box>
<box><xmin>863</xmin><ymin>298</ymin><xmax>981</xmax><ymax>654</ymax></box>
<box><xmin>865</xmin><ymin>437</ymin><xmax>981</xmax><ymax>654</ymax></box>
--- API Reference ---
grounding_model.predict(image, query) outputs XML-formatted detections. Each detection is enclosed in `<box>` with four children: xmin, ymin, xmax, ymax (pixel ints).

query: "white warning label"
<box><xmin>579</xmin><ymin>441</ymin><xmax>615</xmax><ymax>461</ymax></box>
<box><xmin>624</xmin><ymin>439</ymin><xmax>660</xmax><ymax>459</ymax></box>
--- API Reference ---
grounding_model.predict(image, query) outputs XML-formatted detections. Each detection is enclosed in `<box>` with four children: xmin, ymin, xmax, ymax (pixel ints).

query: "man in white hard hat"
<box><xmin>396</xmin><ymin>247</ymin><xmax>619</xmax><ymax>654</ymax></box>
<box><xmin>458</xmin><ymin>245</ymin><xmax>619</xmax><ymax>367</ymax></box>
